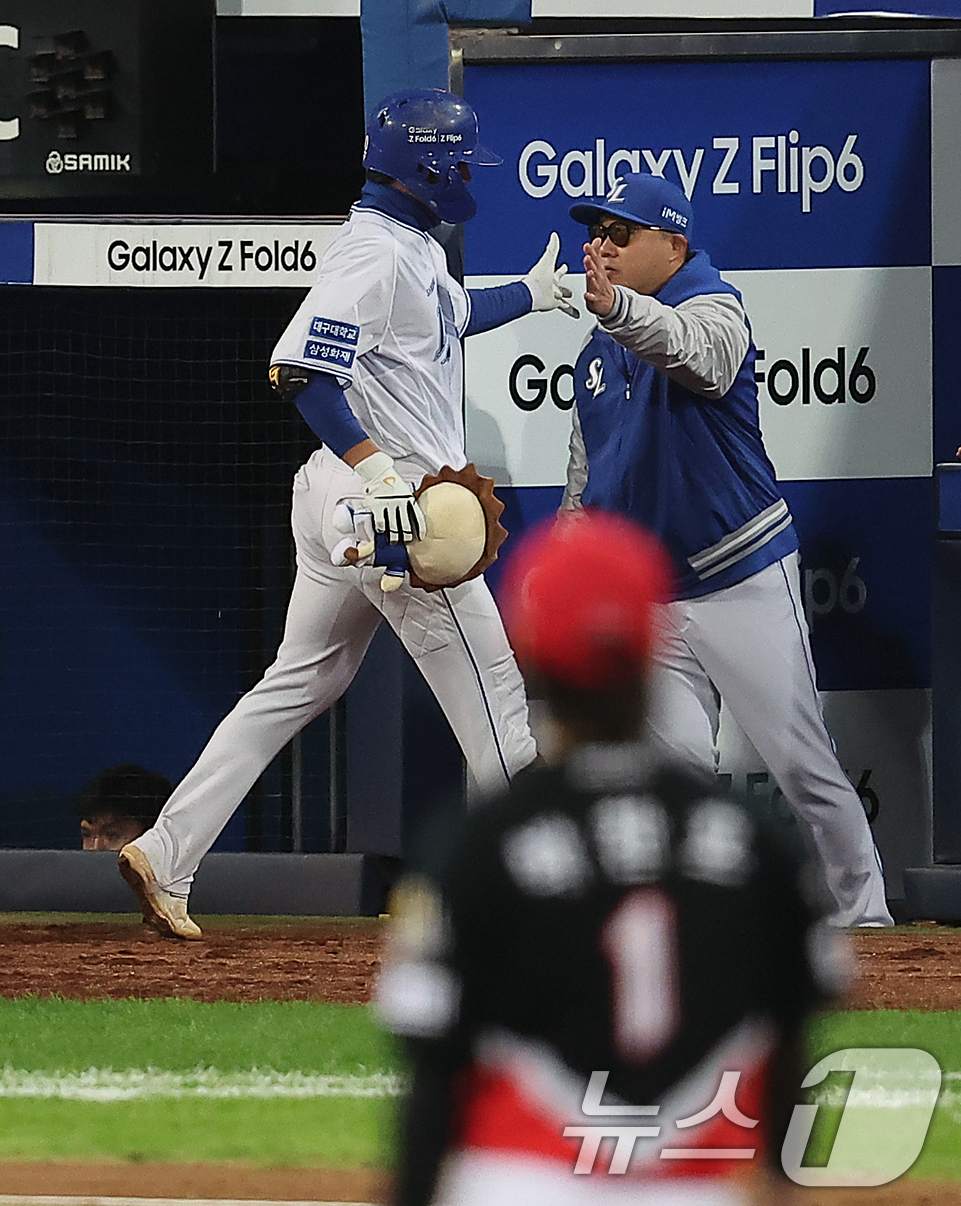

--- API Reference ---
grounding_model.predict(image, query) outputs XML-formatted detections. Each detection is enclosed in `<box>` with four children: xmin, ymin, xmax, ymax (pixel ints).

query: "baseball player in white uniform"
<box><xmin>118</xmin><ymin>89</ymin><xmax>576</xmax><ymax>939</ymax></box>
<box><xmin>563</xmin><ymin>172</ymin><xmax>892</xmax><ymax>928</ymax></box>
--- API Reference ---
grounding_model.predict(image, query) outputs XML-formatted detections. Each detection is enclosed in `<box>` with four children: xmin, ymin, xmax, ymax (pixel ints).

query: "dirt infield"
<box><xmin>0</xmin><ymin>916</ymin><xmax>383</xmax><ymax>1003</ymax></box>
<box><xmin>845</xmin><ymin>924</ymin><xmax>961</xmax><ymax>1010</ymax></box>
<box><xmin>0</xmin><ymin>1163</ymin><xmax>958</xmax><ymax>1206</ymax></box>
<box><xmin>0</xmin><ymin>1161</ymin><xmax>389</xmax><ymax>1202</ymax></box>
<box><xmin>1</xmin><ymin>915</ymin><xmax>960</xmax><ymax>1006</ymax></box>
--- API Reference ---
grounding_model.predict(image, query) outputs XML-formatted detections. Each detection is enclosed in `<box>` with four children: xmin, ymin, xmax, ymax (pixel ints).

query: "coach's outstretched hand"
<box><xmin>355</xmin><ymin>451</ymin><xmax>426</xmax><ymax>543</ymax></box>
<box><xmin>523</xmin><ymin>232</ymin><xmax>579</xmax><ymax>319</ymax></box>
<box><xmin>583</xmin><ymin>237</ymin><xmax>617</xmax><ymax>318</ymax></box>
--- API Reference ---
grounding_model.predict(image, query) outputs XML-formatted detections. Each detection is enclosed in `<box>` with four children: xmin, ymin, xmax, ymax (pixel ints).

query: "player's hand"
<box><xmin>584</xmin><ymin>238</ymin><xmax>617</xmax><ymax>318</ymax></box>
<box><xmin>353</xmin><ymin>451</ymin><xmax>426</xmax><ymax>543</ymax></box>
<box><xmin>523</xmin><ymin>232</ymin><xmax>579</xmax><ymax>319</ymax></box>
<box><xmin>330</xmin><ymin>503</ymin><xmax>409</xmax><ymax>591</ymax></box>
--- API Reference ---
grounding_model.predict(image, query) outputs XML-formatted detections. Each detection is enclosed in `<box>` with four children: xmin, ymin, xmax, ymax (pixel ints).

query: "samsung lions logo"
<box><xmin>585</xmin><ymin>358</ymin><xmax>606</xmax><ymax>398</ymax></box>
<box><xmin>605</xmin><ymin>178</ymin><xmax>628</xmax><ymax>204</ymax></box>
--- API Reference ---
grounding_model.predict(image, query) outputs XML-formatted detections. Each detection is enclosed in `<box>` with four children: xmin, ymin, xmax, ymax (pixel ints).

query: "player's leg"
<box><xmin>130</xmin><ymin>454</ymin><xmax>383</xmax><ymax>897</ymax></box>
<box><xmin>681</xmin><ymin>555</ymin><xmax>891</xmax><ymax>926</ymax></box>
<box><xmin>644</xmin><ymin>601</ymin><xmax>722</xmax><ymax>777</ymax></box>
<box><xmin>131</xmin><ymin>564</ymin><xmax>381</xmax><ymax>896</ymax></box>
<box><xmin>372</xmin><ymin>575</ymin><xmax>536</xmax><ymax>795</ymax></box>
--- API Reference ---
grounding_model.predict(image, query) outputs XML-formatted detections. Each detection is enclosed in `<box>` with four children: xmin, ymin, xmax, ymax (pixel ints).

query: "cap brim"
<box><xmin>463</xmin><ymin>141</ymin><xmax>502</xmax><ymax>166</ymax></box>
<box><xmin>570</xmin><ymin>201</ymin><xmax>644</xmax><ymax>226</ymax></box>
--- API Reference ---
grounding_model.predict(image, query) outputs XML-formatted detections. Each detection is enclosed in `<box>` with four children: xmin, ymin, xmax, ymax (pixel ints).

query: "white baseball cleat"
<box><xmin>118</xmin><ymin>844</ymin><xmax>202</xmax><ymax>941</ymax></box>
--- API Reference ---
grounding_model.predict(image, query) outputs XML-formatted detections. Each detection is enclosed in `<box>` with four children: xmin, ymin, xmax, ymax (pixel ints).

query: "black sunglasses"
<box><xmin>588</xmin><ymin>219</ymin><xmax>666</xmax><ymax>248</ymax></box>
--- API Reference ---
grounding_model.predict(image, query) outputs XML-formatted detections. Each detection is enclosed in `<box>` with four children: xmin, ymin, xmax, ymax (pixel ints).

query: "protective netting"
<box><xmin>0</xmin><ymin>285</ymin><xmax>336</xmax><ymax>851</ymax></box>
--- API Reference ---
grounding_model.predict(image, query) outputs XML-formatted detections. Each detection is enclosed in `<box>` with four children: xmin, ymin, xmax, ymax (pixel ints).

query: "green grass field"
<box><xmin>805</xmin><ymin>1011</ymin><xmax>961</xmax><ymax>1181</ymax></box>
<box><xmin>0</xmin><ymin>998</ymin><xmax>399</xmax><ymax>1167</ymax></box>
<box><xmin>1</xmin><ymin>997</ymin><xmax>960</xmax><ymax>1178</ymax></box>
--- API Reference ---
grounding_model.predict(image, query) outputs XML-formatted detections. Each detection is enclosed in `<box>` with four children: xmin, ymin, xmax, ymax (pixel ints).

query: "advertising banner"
<box><xmin>216</xmin><ymin>0</ymin><xmax>359</xmax><ymax>11</ymax></box>
<box><xmin>816</xmin><ymin>1</ymin><xmax>961</xmax><ymax>13</ymax></box>
<box><xmin>717</xmin><ymin>688</ymin><xmax>932</xmax><ymax>897</ymax></box>
<box><xmin>465</xmin><ymin>58</ymin><xmax>931</xmax><ymax>275</ymax></box>
<box><xmin>531</xmin><ymin>0</ymin><xmax>961</xmax><ymax>13</ymax></box>
<box><xmin>32</xmin><ymin>223</ymin><xmax>340</xmax><ymax>288</ymax></box>
<box><xmin>532</xmin><ymin>1</ymin><xmax>814</xmax><ymax>13</ymax></box>
<box><xmin>932</xmin><ymin>59</ymin><xmax>961</xmax><ymax>269</ymax></box>
<box><xmin>466</xmin><ymin>265</ymin><xmax>932</xmax><ymax>486</ymax></box>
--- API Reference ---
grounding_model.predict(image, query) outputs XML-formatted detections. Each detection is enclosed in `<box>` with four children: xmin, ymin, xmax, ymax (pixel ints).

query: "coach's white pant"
<box><xmin>432</xmin><ymin>1151</ymin><xmax>749</xmax><ymax>1206</ymax></box>
<box><xmin>647</xmin><ymin>554</ymin><xmax>892</xmax><ymax>928</ymax></box>
<box><xmin>134</xmin><ymin>447</ymin><xmax>536</xmax><ymax>896</ymax></box>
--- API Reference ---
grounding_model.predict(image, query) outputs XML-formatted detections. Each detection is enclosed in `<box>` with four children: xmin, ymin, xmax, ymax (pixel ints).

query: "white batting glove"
<box><xmin>353</xmin><ymin>451</ymin><xmax>426</xmax><ymax>544</ymax></box>
<box><xmin>522</xmin><ymin>232</ymin><xmax>579</xmax><ymax>319</ymax></box>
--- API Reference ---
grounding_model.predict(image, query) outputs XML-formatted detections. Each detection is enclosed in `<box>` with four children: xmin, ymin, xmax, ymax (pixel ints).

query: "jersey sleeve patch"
<box><xmin>303</xmin><ymin>340</ymin><xmax>356</xmax><ymax>370</ymax></box>
<box><xmin>309</xmin><ymin>316</ymin><xmax>360</xmax><ymax>345</ymax></box>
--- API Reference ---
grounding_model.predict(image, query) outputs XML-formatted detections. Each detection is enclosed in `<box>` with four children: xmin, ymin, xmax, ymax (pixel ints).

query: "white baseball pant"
<box><xmin>646</xmin><ymin>553</ymin><xmax>892</xmax><ymax>927</ymax></box>
<box><xmin>133</xmin><ymin>446</ymin><xmax>536</xmax><ymax>896</ymax></box>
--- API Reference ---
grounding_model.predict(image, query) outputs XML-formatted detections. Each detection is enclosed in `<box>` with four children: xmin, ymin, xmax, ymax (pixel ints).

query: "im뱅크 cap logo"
<box><xmin>661</xmin><ymin>205</ymin><xmax>688</xmax><ymax>228</ymax></box>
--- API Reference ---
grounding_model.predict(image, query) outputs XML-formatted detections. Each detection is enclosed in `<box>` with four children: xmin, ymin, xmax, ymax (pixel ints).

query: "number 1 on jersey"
<box><xmin>603</xmin><ymin>888</ymin><xmax>679</xmax><ymax>1061</ymax></box>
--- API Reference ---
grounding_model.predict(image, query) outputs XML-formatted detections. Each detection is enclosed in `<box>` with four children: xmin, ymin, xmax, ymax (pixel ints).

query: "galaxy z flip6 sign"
<box><xmin>462</xmin><ymin>56</ymin><xmax>937</xmax><ymax>889</ymax></box>
<box><xmin>463</xmin><ymin>56</ymin><xmax>933</xmax><ymax>508</ymax></box>
<box><xmin>463</xmin><ymin>56</ymin><xmax>932</xmax><ymax>630</ymax></box>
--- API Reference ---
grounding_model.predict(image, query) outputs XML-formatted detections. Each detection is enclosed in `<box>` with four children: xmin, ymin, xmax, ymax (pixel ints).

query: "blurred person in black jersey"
<box><xmin>375</xmin><ymin>511</ymin><xmax>851</xmax><ymax>1206</ymax></box>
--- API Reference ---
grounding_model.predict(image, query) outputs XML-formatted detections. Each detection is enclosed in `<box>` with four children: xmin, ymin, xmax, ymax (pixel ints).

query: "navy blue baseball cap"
<box><xmin>570</xmin><ymin>173</ymin><xmax>693</xmax><ymax>239</ymax></box>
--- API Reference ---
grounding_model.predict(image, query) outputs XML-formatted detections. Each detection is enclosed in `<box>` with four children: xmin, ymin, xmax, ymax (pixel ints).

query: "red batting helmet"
<box><xmin>501</xmin><ymin>512</ymin><xmax>673</xmax><ymax>691</ymax></box>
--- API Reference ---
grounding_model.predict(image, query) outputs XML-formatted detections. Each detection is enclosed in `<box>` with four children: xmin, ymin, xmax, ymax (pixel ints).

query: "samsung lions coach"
<box><xmin>562</xmin><ymin>172</ymin><xmax>891</xmax><ymax>929</ymax></box>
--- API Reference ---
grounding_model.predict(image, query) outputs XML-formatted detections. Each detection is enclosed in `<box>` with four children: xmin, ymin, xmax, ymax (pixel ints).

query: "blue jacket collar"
<box><xmin>355</xmin><ymin>181</ymin><xmax>439</xmax><ymax>233</ymax></box>
<box><xmin>656</xmin><ymin>249</ymin><xmax>738</xmax><ymax>307</ymax></box>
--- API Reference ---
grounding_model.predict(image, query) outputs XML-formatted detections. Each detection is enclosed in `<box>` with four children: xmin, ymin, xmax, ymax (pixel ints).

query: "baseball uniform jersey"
<box><xmin>271</xmin><ymin>203</ymin><xmax>470</xmax><ymax>482</ymax></box>
<box><xmin>377</xmin><ymin>744</ymin><xmax>846</xmax><ymax>1206</ymax></box>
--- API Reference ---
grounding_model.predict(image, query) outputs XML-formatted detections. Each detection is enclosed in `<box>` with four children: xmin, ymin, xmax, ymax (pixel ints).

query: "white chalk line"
<box><xmin>2</xmin><ymin>1066</ymin><xmax>959</xmax><ymax>1110</ymax></box>
<box><xmin>0</xmin><ymin>1068</ymin><xmax>402</xmax><ymax>1102</ymax></box>
<box><xmin>809</xmin><ymin>1068</ymin><xmax>961</xmax><ymax>1110</ymax></box>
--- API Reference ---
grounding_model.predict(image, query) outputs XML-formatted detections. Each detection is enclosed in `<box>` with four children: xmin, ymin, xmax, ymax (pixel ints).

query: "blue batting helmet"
<box><xmin>363</xmin><ymin>89</ymin><xmax>501</xmax><ymax>224</ymax></box>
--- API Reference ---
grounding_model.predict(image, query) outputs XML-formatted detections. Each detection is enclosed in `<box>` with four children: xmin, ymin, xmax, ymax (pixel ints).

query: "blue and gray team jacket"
<box><xmin>565</xmin><ymin>249</ymin><xmax>798</xmax><ymax>600</ymax></box>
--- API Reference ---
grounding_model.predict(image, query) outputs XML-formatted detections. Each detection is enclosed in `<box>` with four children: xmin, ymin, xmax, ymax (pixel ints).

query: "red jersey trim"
<box><xmin>455</xmin><ymin>1059</ymin><xmax>771</xmax><ymax>1181</ymax></box>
